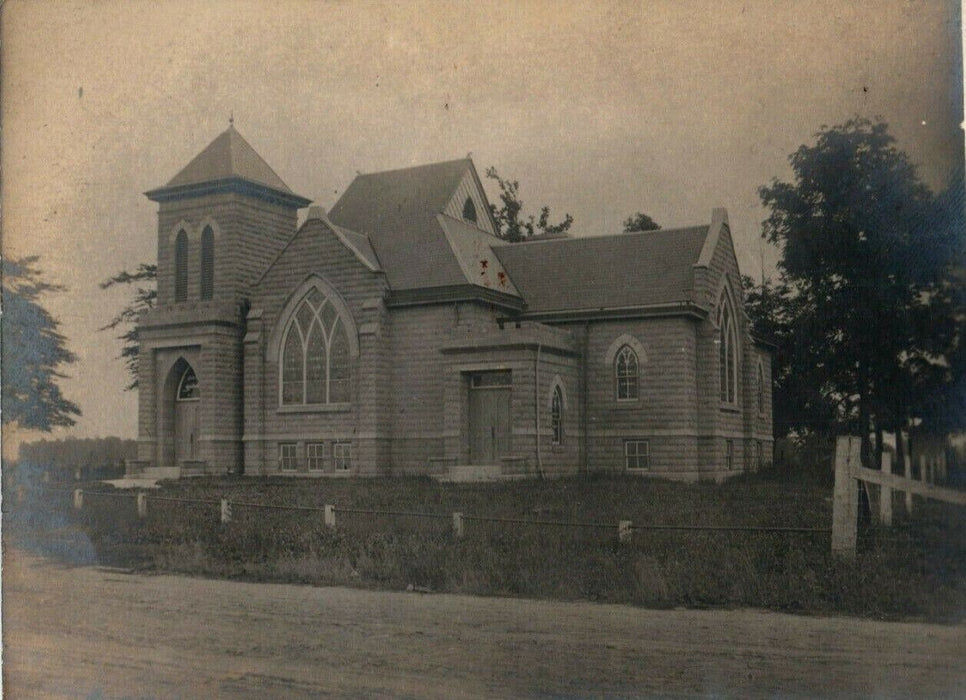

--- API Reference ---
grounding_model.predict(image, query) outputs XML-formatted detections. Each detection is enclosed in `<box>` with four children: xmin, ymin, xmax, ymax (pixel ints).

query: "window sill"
<box><xmin>719</xmin><ymin>403</ymin><xmax>741</xmax><ymax>414</ymax></box>
<box><xmin>625</xmin><ymin>467</ymin><xmax>651</xmax><ymax>473</ymax></box>
<box><xmin>277</xmin><ymin>403</ymin><xmax>351</xmax><ymax>414</ymax></box>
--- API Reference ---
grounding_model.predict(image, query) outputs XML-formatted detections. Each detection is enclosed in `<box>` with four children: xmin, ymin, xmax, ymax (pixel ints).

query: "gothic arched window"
<box><xmin>615</xmin><ymin>345</ymin><xmax>639</xmax><ymax>401</ymax></box>
<box><xmin>280</xmin><ymin>289</ymin><xmax>352</xmax><ymax>405</ymax></box>
<box><xmin>174</xmin><ymin>230</ymin><xmax>188</xmax><ymax>302</ymax></box>
<box><xmin>462</xmin><ymin>196</ymin><xmax>477</xmax><ymax>223</ymax></box>
<box><xmin>200</xmin><ymin>226</ymin><xmax>214</xmax><ymax>300</ymax></box>
<box><xmin>550</xmin><ymin>385</ymin><xmax>563</xmax><ymax>445</ymax></box>
<box><xmin>718</xmin><ymin>290</ymin><xmax>739</xmax><ymax>404</ymax></box>
<box><xmin>177</xmin><ymin>365</ymin><xmax>199</xmax><ymax>400</ymax></box>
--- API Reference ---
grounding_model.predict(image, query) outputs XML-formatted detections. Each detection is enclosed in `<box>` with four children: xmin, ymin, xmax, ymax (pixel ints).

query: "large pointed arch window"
<box><xmin>718</xmin><ymin>290</ymin><xmax>739</xmax><ymax>404</ymax></box>
<box><xmin>280</xmin><ymin>289</ymin><xmax>351</xmax><ymax>405</ymax></box>
<box><xmin>200</xmin><ymin>226</ymin><xmax>214</xmax><ymax>300</ymax></box>
<box><xmin>615</xmin><ymin>345</ymin><xmax>639</xmax><ymax>401</ymax></box>
<box><xmin>174</xmin><ymin>230</ymin><xmax>188</xmax><ymax>302</ymax></box>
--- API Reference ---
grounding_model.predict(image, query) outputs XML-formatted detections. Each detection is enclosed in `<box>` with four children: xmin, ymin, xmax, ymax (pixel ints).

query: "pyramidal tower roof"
<box><xmin>146</xmin><ymin>125</ymin><xmax>310</xmax><ymax>208</ymax></box>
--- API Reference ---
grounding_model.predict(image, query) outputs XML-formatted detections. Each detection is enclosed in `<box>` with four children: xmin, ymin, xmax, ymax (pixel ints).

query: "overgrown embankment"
<box><xmin>5</xmin><ymin>470</ymin><xmax>964</xmax><ymax>621</ymax></box>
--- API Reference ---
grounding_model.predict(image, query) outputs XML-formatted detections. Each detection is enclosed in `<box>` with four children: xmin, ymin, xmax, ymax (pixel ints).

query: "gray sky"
<box><xmin>2</xmin><ymin>0</ymin><xmax>962</xmax><ymax>453</ymax></box>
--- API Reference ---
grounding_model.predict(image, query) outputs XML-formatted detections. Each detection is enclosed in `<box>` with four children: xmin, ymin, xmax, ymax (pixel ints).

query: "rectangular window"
<box><xmin>725</xmin><ymin>439</ymin><xmax>735</xmax><ymax>470</ymax></box>
<box><xmin>279</xmin><ymin>442</ymin><xmax>298</xmax><ymax>472</ymax></box>
<box><xmin>306</xmin><ymin>442</ymin><xmax>325</xmax><ymax>471</ymax></box>
<box><xmin>333</xmin><ymin>442</ymin><xmax>352</xmax><ymax>471</ymax></box>
<box><xmin>624</xmin><ymin>440</ymin><xmax>649</xmax><ymax>470</ymax></box>
<box><xmin>755</xmin><ymin>440</ymin><xmax>763</xmax><ymax>470</ymax></box>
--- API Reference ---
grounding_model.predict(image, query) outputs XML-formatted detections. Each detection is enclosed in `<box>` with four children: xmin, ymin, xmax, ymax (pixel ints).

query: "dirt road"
<box><xmin>4</xmin><ymin>549</ymin><xmax>964</xmax><ymax>698</ymax></box>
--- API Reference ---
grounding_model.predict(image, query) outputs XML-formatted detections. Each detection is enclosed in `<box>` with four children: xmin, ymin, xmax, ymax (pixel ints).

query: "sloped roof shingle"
<box><xmin>165</xmin><ymin>126</ymin><xmax>294</xmax><ymax>193</ymax></box>
<box><xmin>493</xmin><ymin>226</ymin><xmax>710</xmax><ymax>314</ymax></box>
<box><xmin>328</xmin><ymin>159</ymin><xmax>513</xmax><ymax>293</ymax></box>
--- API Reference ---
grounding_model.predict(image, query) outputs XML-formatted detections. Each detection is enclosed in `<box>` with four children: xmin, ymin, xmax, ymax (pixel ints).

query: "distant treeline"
<box><xmin>17</xmin><ymin>437</ymin><xmax>136</xmax><ymax>472</ymax></box>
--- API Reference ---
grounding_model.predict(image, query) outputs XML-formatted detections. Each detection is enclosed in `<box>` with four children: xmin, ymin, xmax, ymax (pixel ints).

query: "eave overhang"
<box><xmin>385</xmin><ymin>284</ymin><xmax>526</xmax><ymax>312</ymax></box>
<box><xmin>145</xmin><ymin>177</ymin><xmax>312</xmax><ymax>209</ymax></box>
<box><xmin>502</xmin><ymin>301</ymin><xmax>709</xmax><ymax>324</ymax></box>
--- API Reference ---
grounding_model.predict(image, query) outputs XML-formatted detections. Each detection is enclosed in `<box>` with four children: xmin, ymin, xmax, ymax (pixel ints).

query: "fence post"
<box><xmin>73</xmin><ymin>489</ymin><xmax>84</xmax><ymax>510</ymax></box>
<box><xmin>324</xmin><ymin>504</ymin><xmax>336</xmax><ymax>529</ymax></box>
<box><xmin>903</xmin><ymin>439</ymin><xmax>913</xmax><ymax>515</ymax></box>
<box><xmin>220</xmin><ymin>499</ymin><xmax>231</xmax><ymax>524</ymax></box>
<box><xmin>831</xmin><ymin>435</ymin><xmax>859</xmax><ymax>560</ymax></box>
<box><xmin>879</xmin><ymin>452</ymin><xmax>892</xmax><ymax>527</ymax></box>
<box><xmin>618</xmin><ymin>520</ymin><xmax>633</xmax><ymax>543</ymax></box>
<box><xmin>137</xmin><ymin>492</ymin><xmax>148</xmax><ymax>519</ymax></box>
<box><xmin>453</xmin><ymin>512</ymin><xmax>464</xmax><ymax>539</ymax></box>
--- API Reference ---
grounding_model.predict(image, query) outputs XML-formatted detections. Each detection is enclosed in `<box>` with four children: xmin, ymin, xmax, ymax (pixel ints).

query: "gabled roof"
<box><xmin>493</xmin><ymin>226</ymin><xmax>711</xmax><ymax>315</ymax></box>
<box><xmin>166</xmin><ymin>126</ymin><xmax>293</xmax><ymax>191</ymax></box>
<box><xmin>328</xmin><ymin>158</ymin><xmax>514</xmax><ymax>296</ymax></box>
<box><xmin>146</xmin><ymin>126</ymin><xmax>311</xmax><ymax>208</ymax></box>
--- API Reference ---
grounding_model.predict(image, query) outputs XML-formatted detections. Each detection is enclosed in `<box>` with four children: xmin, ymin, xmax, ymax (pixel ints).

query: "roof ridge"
<box><xmin>492</xmin><ymin>224</ymin><xmax>710</xmax><ymax>247</ymax></box>
<box><xmin>356</xmin><ymin>157</ymin><xmax>471</xmax><ymax>178</ymax></box>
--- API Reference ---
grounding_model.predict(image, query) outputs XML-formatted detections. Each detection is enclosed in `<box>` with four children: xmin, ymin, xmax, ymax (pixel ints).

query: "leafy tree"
<box><xmin>742</xmin><ymin>275</ymin><xmax>840</xmax><ymax>438</ymax></box>
<box><xmin>758</xmin><ymin>117</ymin><xmax>960</xmax><ymax>461</ymax></box>
<box><xmin>1</xmin><ymin>256</ymin><xmax>81</xmax><ymax>430</ymax></box>
<box><xmin>486</xmin><ymin>167</ymin><xmax>573</xmax><ymax>242</ymax></box>
<box><xmin>99</xmin><ymin>263</ymin><xmax>156</xmax><ymax>390</ymax></box>
<box><xmin>622</xmin><ymin>212</ymin><xmax>661</xmax><ymax>232</ymax></box>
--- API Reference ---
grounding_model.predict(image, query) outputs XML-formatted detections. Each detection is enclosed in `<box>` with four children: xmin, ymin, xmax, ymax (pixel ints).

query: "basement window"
<box><xmin>624</xmin><ymin>440</ymin><xmax>649</xmax><ymax>470</ymax></box>
<box><xmin>279</xmin><ymin>443</ymin><xmax>298</xmax><ymax>472</ymax></box>
<box><xmin>333</xmin><ymin>442</ymin><xmax>352</xmax><ymax>471</ymax></box>
<box><xmin>306</xmin><ymin>442</ymin><xmax>325</xmax><ymax>471</ymax></box>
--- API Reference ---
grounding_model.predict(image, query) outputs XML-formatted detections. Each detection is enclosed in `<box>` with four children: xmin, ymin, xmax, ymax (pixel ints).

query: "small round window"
<box><xmin>177</xmin><ymin>366</ymin><xmax>199</xmax><ymax>400</ymax></box>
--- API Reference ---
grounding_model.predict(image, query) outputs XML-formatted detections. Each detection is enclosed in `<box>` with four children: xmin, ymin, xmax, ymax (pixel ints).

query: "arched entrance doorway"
<box><xmin>160</xmin><ymin>358</ymin><xmax>201</xmax><ymax>467</ymax></box>
<box><xmin>174</xmin><ymin>364</ymin><xmax>200</xmax><ymax>463</ymax></box>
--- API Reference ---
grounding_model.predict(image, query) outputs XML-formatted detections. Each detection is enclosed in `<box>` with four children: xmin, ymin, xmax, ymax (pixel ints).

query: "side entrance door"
<box><xmin>468</xmin><ymin>371</ymin><xmax>511</xmax><ymax>464</ymax></box>
<box><xmin>174</xmin><ymin>400</ymin><xmax>198</xmax><ymax>462</ymax></box>
<box><xmin>174</xmin><ymin>364</ymin><xmax>200</xmax><ymax>463</ymax></box>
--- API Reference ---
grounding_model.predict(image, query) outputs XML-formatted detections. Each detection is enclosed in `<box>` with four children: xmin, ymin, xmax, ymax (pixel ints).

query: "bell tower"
<box><xmin>132</xmin><ymin>126</ymin><xmax>310</xmax><ymax>476</ymax></box>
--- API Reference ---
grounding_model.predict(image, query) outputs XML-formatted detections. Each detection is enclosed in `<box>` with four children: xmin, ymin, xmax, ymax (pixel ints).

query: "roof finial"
<box><xmin>229</xmin><ymin>111</ymin><xmax>234</xmax><ymax>127</ymax></box>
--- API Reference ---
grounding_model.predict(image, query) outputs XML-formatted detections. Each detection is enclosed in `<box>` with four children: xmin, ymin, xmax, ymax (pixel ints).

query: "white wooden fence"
<box><xmin>832</xmin><ymin>435</ymin><xmax>966</xmax><ymax>559</ymax></box>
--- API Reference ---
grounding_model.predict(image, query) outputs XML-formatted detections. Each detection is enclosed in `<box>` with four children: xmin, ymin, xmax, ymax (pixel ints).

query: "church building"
<box><xmin>129</xmin><ymin>126</ymin><xmax>773</xmax><ymax>481</ymax></box>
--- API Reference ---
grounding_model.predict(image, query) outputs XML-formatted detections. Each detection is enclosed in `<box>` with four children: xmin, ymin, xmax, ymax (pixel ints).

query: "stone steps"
<box><xmin>139</xmin><ymin>466</ymin><xmax>182</xmax><ymax>480</ymax></box>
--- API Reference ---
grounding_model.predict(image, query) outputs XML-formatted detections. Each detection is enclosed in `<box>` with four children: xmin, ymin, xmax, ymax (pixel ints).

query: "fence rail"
<box><xmin>32</xmin><ymin>486</ymin><xmax>832</xmax><ymax>543</ymax></box>
<box><xmin>832</xmin><ymin>435</ymin><xmax>966</xmax><ymax>560</ymax></box>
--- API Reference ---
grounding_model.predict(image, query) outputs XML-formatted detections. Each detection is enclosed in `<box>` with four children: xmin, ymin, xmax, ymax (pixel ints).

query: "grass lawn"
<box><xmin>7</xmin><ymin>469</ymin><xmax>965</xmax><ymax>621</ymax></box>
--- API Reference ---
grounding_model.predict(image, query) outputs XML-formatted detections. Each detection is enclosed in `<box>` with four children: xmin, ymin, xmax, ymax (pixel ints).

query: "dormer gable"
<box><xmin>440</xmin><ymin>160</ymin><xmax>500</xmax><ymax>236</ymax></box>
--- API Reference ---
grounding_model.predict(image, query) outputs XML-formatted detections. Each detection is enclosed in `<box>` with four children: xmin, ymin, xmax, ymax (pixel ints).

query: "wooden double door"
<box><xmin>468</xmin><ymin>371</ymin><xmax>511</xmax><ymax>464</ymax></box>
